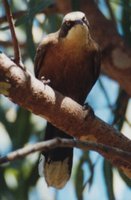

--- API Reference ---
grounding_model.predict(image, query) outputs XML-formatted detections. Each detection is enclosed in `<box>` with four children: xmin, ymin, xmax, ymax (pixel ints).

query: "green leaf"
<box><xmin>83</xmin><ymin>152</ymin><xmax>94</xmax><ymax>190</ymax></box>
<box><xmin>26</xmin><ymin>161</ymin><xmax>39</xmax><ymax>186</ymax></box>
<box><xmin>121</xmin><ymin>0</ymin><xmax>131</xmax><ymax>45</ymax></box>
<box><xmin>74</xmin><ymin>151</ymin><xmax>95</xmax><ymax>200</ymax></box>
<box><xmin>74</xmin><ymin>156</ymin><xmax>84</xmax><ymax>200</ymax></box>
<box><xmin>15</xmin><ymin>0</ymin><xmax>54</xmax><ymax>26</ymax></box>
<box><xmin>110</xmin><ymin>0</ymin><xmax>131</xmax><ymax>8</ymax></box>
<box><xmin>12</xmin><ymin>107</ymin><xmax>32</xmax><ymax>148</ymax></box>
<box><xmin>118</xmin><ymin>170</ymin><xmax>131</xmax><ymax>188</ymax></box>
<box><xmin>0</xmin><ymin>105</ymin><xmax>13</xmax><ymax>136</ymax></box>
<box><xmin>0</xmin><ymin>167</ymin><xmax>8</xmax><ymax>193</ymax></box>
<box><xmin>24</xmin><ymin>19</ymin><xmax>36</xmax><ymax>60</ymax></box>
<box><xmin>103</xmin><ymin>160</ymin><xmax>116</xmax><ymax>200</ymax></box>
<box><xmin>44</xmin><ymin>14</ymin><xmax>62</xmax><ymax>33</ymax></box>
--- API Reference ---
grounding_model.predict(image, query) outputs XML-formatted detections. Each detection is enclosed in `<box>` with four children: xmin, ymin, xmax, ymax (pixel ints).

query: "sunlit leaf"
<box><xmin>110</xmin><ymin>0</ymin><xmax>131</xmax><ymax>8</ymax></box>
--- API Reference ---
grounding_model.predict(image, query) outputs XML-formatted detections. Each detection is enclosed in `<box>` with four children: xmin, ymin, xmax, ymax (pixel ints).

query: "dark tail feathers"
<box><xmin>38</xmin><ymin>123</ymin><xmax>73</xmax><ymax>189</ymax></box>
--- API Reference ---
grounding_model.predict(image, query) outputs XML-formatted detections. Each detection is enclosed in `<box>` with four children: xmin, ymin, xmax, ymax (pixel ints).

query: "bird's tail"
<box><xmin>38</xmin><ymin>123</ymin><xmax>73</xmax><ymax>189</ymax></box>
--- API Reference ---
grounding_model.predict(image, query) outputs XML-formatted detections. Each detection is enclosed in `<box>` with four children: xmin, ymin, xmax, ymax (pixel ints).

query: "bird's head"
<box><xmin>59</xmin><ymin>11</ymin><xmax>90</xmax><ymax>44</ymax></box>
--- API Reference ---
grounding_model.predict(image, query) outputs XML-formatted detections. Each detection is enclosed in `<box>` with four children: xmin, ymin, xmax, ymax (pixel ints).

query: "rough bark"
<box><xmin>0</xmin><ymin>53</ymin><xmax>131</xmax><ymax>178</ymax></box>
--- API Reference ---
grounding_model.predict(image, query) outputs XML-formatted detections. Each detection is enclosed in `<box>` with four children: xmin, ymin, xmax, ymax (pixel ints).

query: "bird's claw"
<box><xmin>83</xmin><ymin>102</ymin><xmax>94</xmax><ymax>117</ymax></box>
<box><xmin>40</xmin><ymin>76</ymin><xmax>51</xmax><ymax>85</ymax></box>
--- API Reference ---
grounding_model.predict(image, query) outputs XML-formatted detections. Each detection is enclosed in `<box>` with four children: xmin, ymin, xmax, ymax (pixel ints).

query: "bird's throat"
<box><xmin>64</xmin><ymin>25</ymin><xmax>88</xmax><ymax>45</ymax></box>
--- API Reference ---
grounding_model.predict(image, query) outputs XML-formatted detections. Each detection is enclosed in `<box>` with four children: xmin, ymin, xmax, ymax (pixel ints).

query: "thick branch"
<box><xmin>0</xmin><ymin>53</ymin><xmax>131</xmax><ymax>178</ymax></box>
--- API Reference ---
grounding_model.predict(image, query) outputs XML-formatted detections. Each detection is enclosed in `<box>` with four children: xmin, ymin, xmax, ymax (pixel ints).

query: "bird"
<box><xmin>34</xmin><ymin>11</ymin><xmax>100</xmax><ymax>189</ymax></box>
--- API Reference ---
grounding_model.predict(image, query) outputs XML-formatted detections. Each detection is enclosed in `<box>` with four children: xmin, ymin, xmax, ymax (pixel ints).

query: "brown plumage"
<box><xmin>35</xmin><ymin>11</ymin><xmax>100</xmax><ymax>189</ymax></box>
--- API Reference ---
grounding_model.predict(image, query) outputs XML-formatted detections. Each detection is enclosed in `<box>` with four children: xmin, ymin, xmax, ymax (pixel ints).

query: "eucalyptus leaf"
<box><xmin>118</xmin><ymin>170</ymin><xmax>131</xmax><ymax>188</ymax></box>
<box><xmin>103</xmin><ymin>160</ymin><xmax>115</xmax><ymax>200</ymax></box>
<box><xmin>74</xmin><ymin>157</ymin><xmax>84</xmax><ymax>200</ymax></box>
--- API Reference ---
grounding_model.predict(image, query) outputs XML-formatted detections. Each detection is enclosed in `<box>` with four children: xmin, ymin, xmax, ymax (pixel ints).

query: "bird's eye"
<box><xmin>82</xmin><ymin>16</ymin><xmax>90</xmax><ymax>27</ymax></box>
<box><xmin>65</xmin><ymin>21</ymin><xmax>71</xmax><ymax>27</ymax></box>
<box><xmin>82</xmin><ymin>16</ymin><xmax>87</xmax><ymax>23</ymax></box>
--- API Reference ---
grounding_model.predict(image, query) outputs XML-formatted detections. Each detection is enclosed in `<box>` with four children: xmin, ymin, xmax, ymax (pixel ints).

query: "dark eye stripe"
<box><xmin>82</xmin><ymin>17</ymin><xmax>90</xmax><ymax>27</ymax></box>
<box><xmin>59</xmin><ymin>21</ymin><xmax>75</xmax><ymax>38</ymax></box>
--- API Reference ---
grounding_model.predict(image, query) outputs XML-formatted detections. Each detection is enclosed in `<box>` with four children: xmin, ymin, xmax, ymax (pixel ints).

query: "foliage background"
<box><xmin>0</xmin><ymin>0</ymin><xmax>131</xmax><ymax>199</ymax></box>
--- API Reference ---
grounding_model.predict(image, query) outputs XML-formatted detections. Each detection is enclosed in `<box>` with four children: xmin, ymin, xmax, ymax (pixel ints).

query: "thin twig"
<box><xmin>0</xmin><ymin>138</ymin><xmax>131</xmax><ymax>166</ymax></box>
<box><xmin>2</xmin><ymin>0</ymin><xmax>23</xmax><ymax>68</ymax></box>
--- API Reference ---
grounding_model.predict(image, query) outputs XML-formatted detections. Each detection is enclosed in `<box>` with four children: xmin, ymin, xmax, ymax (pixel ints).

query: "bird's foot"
<box><xmin>40</xmin><ymin>76</ymin><xmax>51</xmax><ymax>85</ymax></box>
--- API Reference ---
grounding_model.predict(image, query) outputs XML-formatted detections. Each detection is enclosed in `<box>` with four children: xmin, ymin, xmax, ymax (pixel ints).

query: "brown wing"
<box><xmin>34</xmin><ymin>32</ymin><xmax>59</xmax><ymax>78</ymax></box>
<box><xmin>34</xmin><ymin>43</ymin><xmax>48</xmax><ymax>79</ymax></box>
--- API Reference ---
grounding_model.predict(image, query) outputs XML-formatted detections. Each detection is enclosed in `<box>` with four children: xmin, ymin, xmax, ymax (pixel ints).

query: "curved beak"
<box><xmin>74</xmin><ymin>19</ymin><xmax>84</xmax><ymax>26</ymax></box>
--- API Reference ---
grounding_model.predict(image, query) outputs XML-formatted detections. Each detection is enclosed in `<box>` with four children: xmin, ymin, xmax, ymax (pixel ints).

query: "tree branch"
<box><xmin>2</xmin><ymin>0</ymin><xmax>22</xmax><ymax>67</ymax></box>
<box><xmin>0</xmin><ymin>52</ymin><xmax>131</xmax><ymax>178</ymax></box>
<box><xmin>0</xmin><ymin>138</ymin><xmax>131</xmax><ymax>166</ymax></box>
